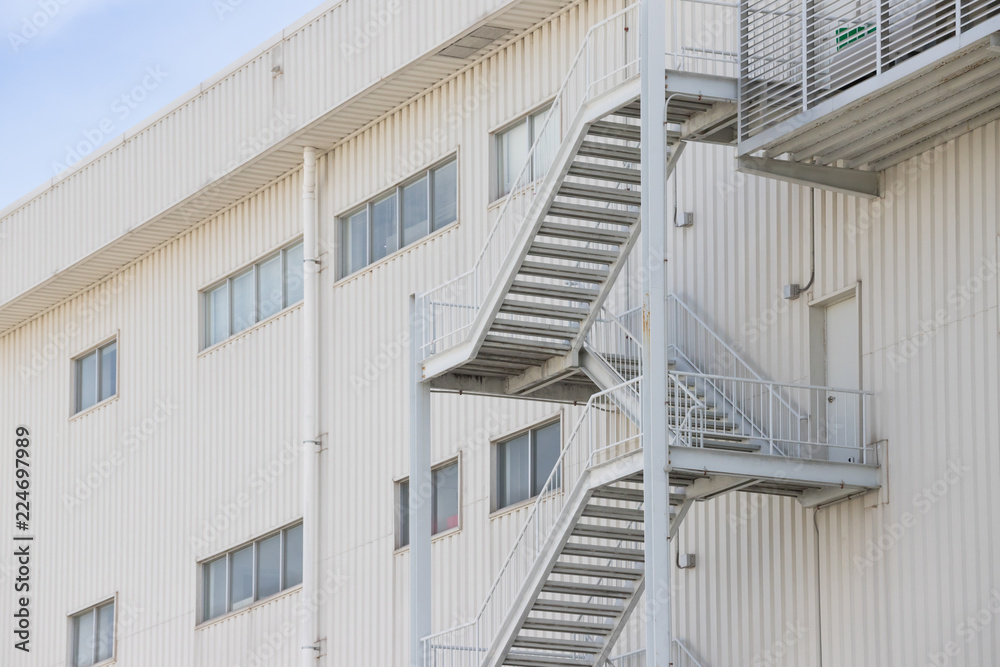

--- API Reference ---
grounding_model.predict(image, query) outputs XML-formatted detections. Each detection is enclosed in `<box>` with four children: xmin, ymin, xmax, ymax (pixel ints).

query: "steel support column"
<box><xmin>300</xmin><ymin>146</ymin><xmax>321</xmax><ymax>667</ymax></box>
<box><xmin>640</xmin><ymin>1</ymin><xmax>671</xmax><ymax>665</ymax></box>
<box><xmin>409</xmin><ymin>296</ymin><xmax>432</xmax><ymax>667</ymax></box>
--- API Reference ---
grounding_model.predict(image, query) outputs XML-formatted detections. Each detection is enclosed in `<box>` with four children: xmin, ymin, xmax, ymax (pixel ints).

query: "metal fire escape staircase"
<box><xmin>417</xmin><ymin>4</ymin><xmax>738</xmax><ymax>401</ymax></box>
<box><xmin>416</xmin><ymin>5</ymin><xmax>880</xmax><ymax>667</ymax></box>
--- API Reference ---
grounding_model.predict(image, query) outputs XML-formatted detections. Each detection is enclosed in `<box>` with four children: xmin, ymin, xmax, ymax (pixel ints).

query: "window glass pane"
<box><xmin>284</xmin><ymin>243</ymin><xmax>304</xmax><ymax>307</ymax></box>
<box><xmin>231</xmin><ymin>270</ymin><xmax>256</xmax><ymax>335</ymax></box>
<box><xmin>99</xmin><ymin>342</ymin><xmax>116</xmax><ymax>402</ymax></box>
<box><xmin>433</xmin><ymin>463</ymin><xmax>459</xmax><ymax>534</ymax></box>
<box><xmin>230</xmin><ymin>546</ymin><xmax>254</xmax><ymax>611</ymax></box>
<box><xmin>498</xmin><ymin>120</ymin><xmax>530</xmax><ymax>197</ymax></box>
<box><xmin>432</xmin><ymin>161</ymin><xmax>458</xmax><ymax>230</ymax></box>
<box><xmin>532</xmin><ymin>422</ymin><xmax>562</xmax><ymax>496</ymax></box>
<box><xmin>255</xmin><ymin>534</ymin><xmax>282</xmax><ymax>599</ymax></box>
<box><xmin>401</xmin><ymin>177</ymin><xmax>429</xmax><ymax>247</ymax></box>
<box><xmin>498</xmin><ymin>433</ymin><xmax>531</xmax><ymax>509</ymax></box>
<box><xmin>258</xmin><ymin>254</ymin><xmax>283</xmax><ymax>320</ymax></box>
<box><xmin>531</xmin><ymin>107</ymin><xmax>559</xmax><ymax>181</ymax></box>
<box><xmin>95</xmin><ymin>602</ymin><xmax>114</xmax><ymax>662</ymax></box>
<box><xmin>207</xmin><ymin>283</ymin><xmax>229</xmax><ymax>347</ymax></box>
<box><xmin>205</xmin><ymin>557</ymin><xmax>228</xmax><ymax>620</ymax></box>
<box><xmin>370</xmin><ymin>194</ymin><xmax>398</xmax><ymax>262</ymax></box>
<box><xmin>344</xmin><ymin>210</ymin><xmax>368</xmax><ymax>275</ymax></box>
<box><xmin>398</xmin><ymin>480</ymin><xmax>410</xmax><ymax>548</ymax></box>
<box><xmin>284</xmin><ymin>524</ymin><xmax>303</xmax><ymax>588</ymax></box>
<box><xmin>73</xmin><ymin>609</ymin><xmax>95</xmax><ymax>667</ymax></box>
<box><xmin>77</xmin><ymin>352</ymin><xmax>98</xmax><ymax>412</ymax></box>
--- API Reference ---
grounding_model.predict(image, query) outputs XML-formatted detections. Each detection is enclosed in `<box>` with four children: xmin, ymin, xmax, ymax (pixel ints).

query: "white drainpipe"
<box><xmin>301</xmin><ymin>146</ymin><xmax>320</xmax><ymax>664</ymax></box>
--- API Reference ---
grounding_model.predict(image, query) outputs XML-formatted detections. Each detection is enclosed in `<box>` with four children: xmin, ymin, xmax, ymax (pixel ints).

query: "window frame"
<box><xmin>491</xmin><ymin>416</ymin><xmax>563</xmax><ymax>513</ymax></box>
<box><xmin>200</xmin><ymin>239</ymin><xmax>304</xmax><ymax>350</ymax></box>
<box><xmin>394</xmin><ymin>455</ymin><xmax>462</xmax><ymax>551</ymax></box>
<box><xmin>198</xmin><ymin>521</ymin><xmax>303</xmax><ymax>625</ymax></box>
<box><xmin>72</xmin><ymin>337</ymin><xmax>119</xmax><ymax>415</ymax></box>
<box><xmin>338</xmin><ymin>155</ymin><xmax>459</xmax><ymax>279</ymax></box>
<box><xmin>493</xmin><ymin>102</ymin><xmax>554</xmax><ymax>200</ymax></box>
<box><xmin>68</xmin><ymin>597</ymin><xmax>116</xmax><ymax>667</ymax></box>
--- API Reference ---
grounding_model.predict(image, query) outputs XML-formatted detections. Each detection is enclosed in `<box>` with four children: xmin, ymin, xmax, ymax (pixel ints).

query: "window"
<box><xmin>496</xmin><ymin>105</ymin><xmax>557</xmax><ymax>198</ymax></box>
<box><xmin>75</xmin><ymin>340</ymin><xmax>117</xmax><ymax>413</ymax></box>
<box><xmin>495</xmin><ymin>420</ymin><xmax>561</xmax><ymax>510</ymax></box>
<box><xmin>339</xmin><ymin>158</ymin><xmax>458</xmax><ymax>277</ymax></box>
<box><xmin>396</xmin><ymin>459</ymin><xmax>460</xmax><ymax>549</ymax></box>
<box><xmin>70</xmin><ymin>600</ymin><xmax>114</xmax><ymax>667</ymax></box>
<box><xmin>201</xmin><ymin>522</ymin><xmax>302</xmax><ymax>622</ymax></box>
<box><xmin>203</xmin><ymin>241</ymin><xmax>303</xmax><ymax>348</ymax></box>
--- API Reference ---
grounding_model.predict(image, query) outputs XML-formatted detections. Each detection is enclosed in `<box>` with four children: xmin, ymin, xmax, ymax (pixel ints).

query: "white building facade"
<box><xmin>1</xmin><ymin>1</ymin><xmax>998</xmax><ymax>666</ymax></box>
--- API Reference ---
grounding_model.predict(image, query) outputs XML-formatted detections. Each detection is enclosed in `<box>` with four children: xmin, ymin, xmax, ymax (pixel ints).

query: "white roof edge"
<box><xmin>0</xmin><ymin>0</ymin><xmax>348</xmax><ymax>220</ymax></box>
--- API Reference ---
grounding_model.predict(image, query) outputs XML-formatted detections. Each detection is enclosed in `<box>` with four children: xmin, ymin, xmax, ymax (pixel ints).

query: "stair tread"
<box><xmin>541</xmin><ymin>580</ymin><xmax>635</xmax><ymax>598</ymax></box>
<box><xmin>531</xmin><ymin>599</ymin><xmax>625</xmax><ymax>617</ymax></box>
<box><xmin>551</xmin><ymin>562</ymin><xmax>644</xmax><ymax>581</ymax></box>
<box><xmin>519</xmin><ymin>260</ymin><xmax>609</xmax><ymax>284</ymax></box>
<box><xmin>562</xmin><ymin>542</ymin><xmax>644</xmax><ymax>562</ymax></box>
<box><xmin>558</xmin><ymin>182</ymin><xmax>641</xmax><ymax>206</ymax></box>
<box><xmin>512</xmin><ymin>636</ymin><xmax>605</xmax><ymax>652</ymax></box>
<box><xmin>567</xmin><ymin>162</ymin><xmax>642</xmax><ymax>185</ymax></box>
<box><xmin>578</xmin><ymin>140</ymin><xmax>641</xmax><ymax>162</ymax></box>
<box><xmin>527</xmin><ymin>241</ymin><xmax>620</xmax><ymax>264</ymax></box>
<box><xmin>580</xmin><ymin>504</ymin><xmax>645</xmax><ymax>523</ymax></box>
<box><xmin>522</xmin><ymin>617</ymin><xmax>614</xmax><ymax>634</ymax></box>
<box><xmin>548</xmin><ymin>201</ymin><xmax>639</xmax><ymax>225</ymax></box>
<box><xmin>509</xmin><ymin>279</ymin><xmax>600</xmax><ymax>301</ymax></box>
<box><xmin>571</xmin><ymin>523</ymin><xmax>645</xmax><ymax>542</ymax></box>
<box><xmin>538</xmin><ymin>221</ymin><xmax>631</xmax><ymax>244</ymax></box>
<box><xmin>588</xmin><ymin>119</ymin><xmax>642</xmax><ymax>141</ymax></box>
<box><xmin>503</xmin><ymin>653</ymin><xmax>594</xmax><ymax>667</ymax></box>
<box><xmin>491</xmin><ymin>319</ymin><xmax>580</xmax><ymax>339</ymax></box>
<box><xmin>500</xmin><ymin>300</ymin><xmax>590</xmax><ymax>321</ymax></box>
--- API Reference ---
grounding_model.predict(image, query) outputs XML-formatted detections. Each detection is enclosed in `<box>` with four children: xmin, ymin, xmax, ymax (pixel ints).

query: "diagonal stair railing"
<box><xmin>422</xmin><ymin>377</ymin><xmax>642</xmax><ymax>667</ymax></box>
<box><xmin>416</xmin><ymin>4</ymin><xmax>641</xmax><ymax>362</ymax></box>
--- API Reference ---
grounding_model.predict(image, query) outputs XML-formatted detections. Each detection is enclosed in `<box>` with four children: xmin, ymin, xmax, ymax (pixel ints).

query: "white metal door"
<box><xmin>825</xmin><ymin>297</ymin><xmax>860</xmax><ymax>462</ymax></box>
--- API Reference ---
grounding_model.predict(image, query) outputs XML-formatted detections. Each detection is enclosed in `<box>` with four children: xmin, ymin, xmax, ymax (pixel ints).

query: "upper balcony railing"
<box><xmin>667</xmin><ymin>0</ymin><xmax>741</xmax><ymax>78</ymax></box>
<box><xmin>739</xmin><ymin>0</ymin><xmax>1000</xmax><ymax>141</ymax></box>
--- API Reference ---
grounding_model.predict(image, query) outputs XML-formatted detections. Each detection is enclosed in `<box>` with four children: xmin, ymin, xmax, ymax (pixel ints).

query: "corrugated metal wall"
<box><xmin>0</xmin><ymin>3</ymin><xmax>624</xmax><ymax>666</ymax></box>
<box><xmin>661</xmin><ymin>125</ymin><xmax>1000</xmax><ymax>666</ymax></box>
<box><xmin>2</xmin><ymin>0</ymin><xmax>998</xmax><ymax>664</ymax></box>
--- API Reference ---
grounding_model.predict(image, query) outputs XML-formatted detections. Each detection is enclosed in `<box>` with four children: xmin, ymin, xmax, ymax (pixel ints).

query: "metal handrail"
<box><xmin>422</xmin><ymin>377</ymin><xmax>642</xmax><ymax>666</ymax></box>
<box><xmin>416</xmin><ymin>3</ymin><xmax>641</xmax><ymax>360</ymax></box>
<box><xmin>671</xmin><ymin>371</ymin><xmax>874</xmax><ymax>462</ymax></box>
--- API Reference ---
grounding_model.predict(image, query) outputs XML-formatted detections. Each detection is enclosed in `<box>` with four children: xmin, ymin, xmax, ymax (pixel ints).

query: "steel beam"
<box><xmin>428</xmin><ymin>372</ymin><xmax>595</xmax><ymax>404</ymax></box>
<box><xmin>737</xmin><ymin>156</ymin><xmax>881</xmax><ymax>199</ymax></box>
<box><xmin>641</xmin><ymin>1</ymin><xmax>671</xmax><ymax>665</ymax></box>
<box><xmin>409</xmin><ymin>295</ymin><xmax>432</xmax><ymax>667</ymax></box>
<box><xmin>669</xmin><ymin>447</ymin><xmax>881</xmax><ymax>489</ymax></box>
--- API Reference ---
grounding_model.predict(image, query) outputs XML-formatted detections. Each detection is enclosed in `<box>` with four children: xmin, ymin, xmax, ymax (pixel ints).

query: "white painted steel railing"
<box><xmin>668</xmin><ymin>0</ymin><xmax>740</xmax><ymax>77</ymax></box>
<box><xmin>667</xmin><ymin>294</ymin><xmax>806</xmax><ymax>452</ymax></box>
<box><xmin>416</xmin><ymin>4</ymin><xmax>641</xmax><ymax>360</ymax></box>
<box><xmin>605</xmin><ymin>640</ymin><xmax>707</xmax><ymax>666</ymax></box>
<box><xmin>585</xmin><ymin>305</ymin><xmax>644</xmax><ymax>381</ymax></box>
<box><xmin>422</xmin><ymin>377</ymin><xmax>643</xmax><ymax>667</ymax></box>
<box><xmin>740</xmin><ymin>0</ymin><xmax>1000</xmax><ymax>140</ymax></box>
<box><xmin>671</xmin><ymin>371</ymin><xmax>875</xmax><ymax>463</ymax></box>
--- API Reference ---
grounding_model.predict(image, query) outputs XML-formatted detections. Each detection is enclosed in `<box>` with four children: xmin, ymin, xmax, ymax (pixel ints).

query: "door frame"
<box><xmin>808</xmin><ymin>282</ymin><xmax>862</xmax><ymax>389</ymax></box>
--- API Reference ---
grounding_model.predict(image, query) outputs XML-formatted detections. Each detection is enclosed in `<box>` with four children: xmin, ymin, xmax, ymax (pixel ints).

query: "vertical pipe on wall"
<box><xmin>640</xmin><ymin>0</ymin><xmax>671</xmax><ymax>666</ymax></box>
<box><xmin>301</xmin><ymin>146</ymin><xmax>320</xmax><ymax>666</ymax></box>
<box><xmin>409</xmin><ymin>295</ymin><xmax>432</xmax><ymax>667</ymax></box>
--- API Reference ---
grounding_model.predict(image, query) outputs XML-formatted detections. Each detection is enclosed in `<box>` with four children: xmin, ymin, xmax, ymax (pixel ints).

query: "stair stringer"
<box><xmin>483</xmin><ymin>449</ymin><xmax>645</xmax><ymax>667</ymax></box>
<box><xmin>421</xmin><ymin>78</ymin><xmax>642</xmax><ymax>380</ymax></box>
